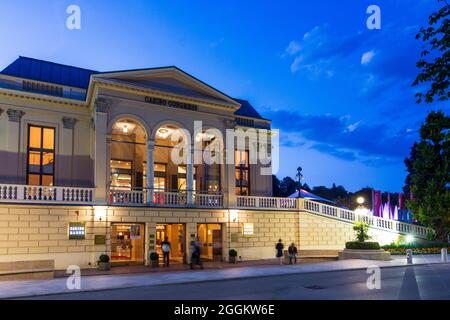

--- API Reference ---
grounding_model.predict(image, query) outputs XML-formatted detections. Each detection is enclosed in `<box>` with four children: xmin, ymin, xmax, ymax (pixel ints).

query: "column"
<box><xmin>93</xmin><ymin>98</ymin><xmax>110</xmax><ymax>204</ymax></box>
<box><xmin>6</xmin><ymin>109</ymin><xmax>25</xmax><ymax>184</ymax></box>
<box><xmin>61</xmin><ymin>117</ymin><xmax>77</xmax><ymax>186</ymax></box>
<box><xmin>224</xmin><ymin>119</ymin><xmax>237</xmax><ymax>208</ymax></box>
<box><xmin>146</xmin><ymin>139</ymin><xmax>155</xmax><ymax>205</ymax></box>
<box><xmin>187</xmin><ymin>143</ymin><xmax>194</xmax><ymax>205</ymax></box>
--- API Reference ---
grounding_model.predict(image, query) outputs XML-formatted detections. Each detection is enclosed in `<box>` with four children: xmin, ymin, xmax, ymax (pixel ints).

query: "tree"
<box><xmin>272</xmin><ymin>175</ymin><xmax>282</xmax><ymax>197</ymax></box>
<box><xmin>413</xmin><ymin>0</ymin><xmax>450</xmax><ymax>103</ymax></box>
<box><xmin>279</xmin><ymin>176</ymin><xmax>299</xmax><ymax>197</ymax></box>
<box><xmin>404</xmin><ymin>111</ymin><xmax>450</xmax><ymax>241</ymax></box>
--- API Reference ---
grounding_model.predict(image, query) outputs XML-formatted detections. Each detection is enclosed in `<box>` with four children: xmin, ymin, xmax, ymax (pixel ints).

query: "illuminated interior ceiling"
<box><xmin>112</xmin><ymin>119</ymin><xmax>147</xmax><ymax>143</ymax></box>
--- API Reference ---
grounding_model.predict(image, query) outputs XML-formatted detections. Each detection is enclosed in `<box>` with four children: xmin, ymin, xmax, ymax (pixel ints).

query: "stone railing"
<box><xmin>194</xmin><ymin>193</ymin><xmax>223</xmax><ymax>208</ymax></box>
<box><xmin>0</xmin><ymin>184</ymin><xmax>94</xmax><ymax>204</ymax></box>
<box><xmin>237</xmin><ymin>196</ymin><xmax>298</xmax><ymax>210</ymax></box>
<box><xmin>301</xmin><ymin>199</ymin><xmax>429</xmax><ymax>238</ymax></box>
<box><xmin>109</xmin><ymin>188</ymin><xmax>223</xmax><ymax>208</ymax></box>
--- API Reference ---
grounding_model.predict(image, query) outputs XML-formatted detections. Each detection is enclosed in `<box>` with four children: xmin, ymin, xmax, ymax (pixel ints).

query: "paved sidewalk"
<box><xmin>0</xmin><ymin>254</ymin><xmax>446</xmax><ymax>299</ymax></box>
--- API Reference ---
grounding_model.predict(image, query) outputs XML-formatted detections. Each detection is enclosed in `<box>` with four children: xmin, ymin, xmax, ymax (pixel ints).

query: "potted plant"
<box><xmin>98</xmin><ymin>254</ymin><xmax>111</xmax><ymax>271</ymax></box>
<box><xmin>150</xmin><ymin>252</ymin><xmax>159</xmax><ymax>268</ymax></box>
<box><xmin>229</xmin><ymin>249</ymin><xmax>238</xmax><ymax>263</ymax></box>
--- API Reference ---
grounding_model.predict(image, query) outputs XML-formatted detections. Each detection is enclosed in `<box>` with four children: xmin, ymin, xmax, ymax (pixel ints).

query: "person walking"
<box><xmin>190</xmin><ymin>238</ymin><xmax>203</xmax><ymax>270</ymax></box>
<box><xmin>161</xmin><ymin>236</ymin><xmax>171</xmax><ymax>267</ymax></box>
<box><xmin>275</xmin><ymin>239</ymin><xmax>284</xmax><ymax>265</ymax></box>
<box><xmin>288</xmin><ymin>243</ymin><xmax>298</xmax><ymax>265</ymax></box>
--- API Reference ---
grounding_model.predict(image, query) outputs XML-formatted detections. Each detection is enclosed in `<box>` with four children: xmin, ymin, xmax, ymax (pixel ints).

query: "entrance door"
<box><xmin>156</xmin><ymin>224</ymin><xmax>185</xmax><ymax>264</ymax></box>
<box><xmin>197</xmin><ymin>224</ymin><xmax>223</xmax><ymax>261</ymax></box>
<box><xmin>111</xmin><ymin>223</ymin><xmax>145</xmax><ymax>265</ymax></box>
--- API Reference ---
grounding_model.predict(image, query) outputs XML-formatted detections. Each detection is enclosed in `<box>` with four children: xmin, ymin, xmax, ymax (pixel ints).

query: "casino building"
<box><xmin>0</xmin><ymin>57</ymin><xmax>427</xmax><ymax>272</ymax></box>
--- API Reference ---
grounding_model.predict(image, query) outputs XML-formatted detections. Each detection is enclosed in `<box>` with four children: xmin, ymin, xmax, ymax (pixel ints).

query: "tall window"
<box><xmin>235</xmin><ymin>150</ymin><xmax>249</xmax><ymax>195</ymax></box>
<box><xmin>27</xmin><ymin>125</ymin><xmax>55</xmax><ymax>186</ymax></box>
<box><xmin>110</xmin><ymin>160</ymin><xmax>132</xmax><ymax>189</ymax></box>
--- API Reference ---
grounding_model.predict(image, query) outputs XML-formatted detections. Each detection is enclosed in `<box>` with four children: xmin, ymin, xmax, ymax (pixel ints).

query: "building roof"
<box><xmin>1</xmin><ymin>56</ymin><xmax>98</xmax><ymax>89</ymax></box>
<box><xmin>233</xmin><ymin>98</ymin><xmax>264</xmax><ymax>120</ymax></box>
<box><xmin>1</xmin><ymin>56</ymin><xmax>267</xmax><ymax>120</ymax></box>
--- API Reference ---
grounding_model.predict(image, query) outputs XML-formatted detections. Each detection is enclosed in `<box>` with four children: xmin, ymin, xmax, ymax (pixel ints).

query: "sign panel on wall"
<box><xmin>243</xmin><ymin>223</ymin><xmax>254</xmax><ymax>236</ymax></box>
<box><xmin>130</xmin><ymin>225</ymin><xmax>141</xmax><ymax>240</ymax></box>
<box><xmin>68</xmin><ymin>222</ymin><xmax>85</xmax><ymax>240</ymax></box>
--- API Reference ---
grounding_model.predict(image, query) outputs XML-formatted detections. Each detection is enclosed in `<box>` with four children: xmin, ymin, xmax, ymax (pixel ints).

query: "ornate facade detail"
<box><xmin>224</xmin><ymin>119</ymin><xmax>236</xmax><ymax>129</ymax></box>
<box><xmin>94</xmin><ymin>97</ymin><xmax>111</xmax><ymax>113</ymax></box>
<box><xmin>6</xmin><ymin>109</ymin><xmax>25</xmax><ymax>122</ymax></box>
<box><xmin>62</xmin><ymin>117</ymin><xmax>78</xmax><ymax>129</ymax></box>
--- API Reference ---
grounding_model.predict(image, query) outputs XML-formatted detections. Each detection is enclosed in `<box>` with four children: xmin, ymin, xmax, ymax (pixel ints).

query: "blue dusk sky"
<box><xmin>0</xmin><ymin>0</ymin><xmax>447</xmax><ymax>192</ymax></box>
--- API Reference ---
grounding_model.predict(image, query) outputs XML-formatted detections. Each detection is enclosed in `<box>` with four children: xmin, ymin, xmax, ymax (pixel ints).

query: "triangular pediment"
<box><xmin>92</xmin><ymin>67</ymin><xmax>240</xmax><ymax>108</ymax></box>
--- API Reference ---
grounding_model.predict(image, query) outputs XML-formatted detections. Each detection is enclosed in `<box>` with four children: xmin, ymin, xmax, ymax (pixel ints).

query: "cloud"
<box><xmin>284</xmin><ymin>25</ymin><xmax>369</xmax><ymax>77</ymax></box>
<box><xmin>361</xmin><ymin>50</ymin><xmax>375</xmax><ymax>65</ymax></box>
<box><xmin>284</xmin><ymin>40</ymin><xmax>301</xmax><ymax>56</ymax></box>
<box><xmin>267</xmin><ymin>110</ymin><xmax>418</xmax><ymax>164</ymax></box>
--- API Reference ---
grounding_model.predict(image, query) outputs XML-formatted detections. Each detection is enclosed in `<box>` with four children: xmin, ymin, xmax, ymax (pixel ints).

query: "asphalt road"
<box><xmin>26</xmin><ymin>264</ymin><xmax>450</xmax><ymax>300</ymax></box>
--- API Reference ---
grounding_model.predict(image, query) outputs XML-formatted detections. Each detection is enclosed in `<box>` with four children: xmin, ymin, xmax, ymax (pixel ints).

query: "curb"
<box><xmin>3</xmin><ymin>259</ymin><xmax>447</xmax><ymax>299</ymax></box>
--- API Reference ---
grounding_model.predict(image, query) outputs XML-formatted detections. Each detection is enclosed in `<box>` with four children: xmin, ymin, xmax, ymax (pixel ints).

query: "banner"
<box><xmin>372</xmin><ymin>190</ymin><xmax>381</xmax><ymax>217</ymax></box>
<box><xmin>398</xmin><ymin>192</ymin><xmax>404</xmax><ymax>210</ymax></box>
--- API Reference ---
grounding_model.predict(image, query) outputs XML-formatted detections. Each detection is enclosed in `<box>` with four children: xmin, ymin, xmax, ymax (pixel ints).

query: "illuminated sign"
<box><xmin>68</xmin><ymin>222</ymin><xmax>85</xmax><ymax>240</ymax></box>
<box><xmin>243</xmin><ymin>223</ymin><xmax>254</xmax><ymax>236</ymax></box>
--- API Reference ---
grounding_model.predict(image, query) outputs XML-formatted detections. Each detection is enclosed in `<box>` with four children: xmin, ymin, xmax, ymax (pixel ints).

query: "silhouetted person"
<box><xmin>275</xmin><ymin>239</ymin><xmax>284</xmax><ymax>265</ymax></box>
<box><xmin>288</xmin><ymin>243</ymin><xmax>298</xmax><ymax>264</ymax></box>
<box><xmin>161</xmin><ymin>237</ymin><xmax>171</xmax><ymax>267</ymax></box>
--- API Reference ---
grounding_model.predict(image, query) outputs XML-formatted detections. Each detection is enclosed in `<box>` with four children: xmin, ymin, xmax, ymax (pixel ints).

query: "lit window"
<box><xmin>27</xmin><ymin>125</ymin><xmax>55</xmax><ymax>186</ymax></box>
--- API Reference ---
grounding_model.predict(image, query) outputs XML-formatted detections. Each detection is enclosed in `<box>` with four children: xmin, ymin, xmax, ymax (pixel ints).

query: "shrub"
<box><xmin>346</xmin><ymin>241</ymin><xmax>380</xmax><ymax>250</ymax></box>
<box><xmin>150</xmin><ymin>252</ymin><xmax>159</xmax><ymax>261</ymax></box>
<box><xmin>99</xmin><ymin>254</ymin><xmax>110</xmax><ymax>263</ymax></box>
<box><xmin>229</xmin><ymin>249</ymin><xmax>238</xmax><ymax>257</ymax></box>
<box><xmin>353</xmin><ymin>222</ymin><xmax>371</xmax><ymax>242</ymax></box>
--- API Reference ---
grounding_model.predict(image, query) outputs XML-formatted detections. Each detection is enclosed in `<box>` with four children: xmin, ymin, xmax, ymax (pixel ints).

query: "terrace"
<box><xmin>0</xmin><ymin>183</ymin><xmax>429</xmax><ymax>238</ymax></box>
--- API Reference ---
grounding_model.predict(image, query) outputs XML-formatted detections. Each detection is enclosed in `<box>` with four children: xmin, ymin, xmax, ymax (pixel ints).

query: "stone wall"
<box><xmin>0</xmin><ymin>205</ymin><xmax>402</xmax><ymax>270</ymax></box>
<box><xmin>299</xmin><ymin>211</ymin><xmax>400</xmax><ymax>250</ymax></box>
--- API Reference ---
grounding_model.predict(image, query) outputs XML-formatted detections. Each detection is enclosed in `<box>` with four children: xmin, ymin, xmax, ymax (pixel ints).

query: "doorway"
<box><xmin>111</xmin><ymin>223</ymin><xmax>145</xmax><ymax>265</ymax></box>
<box><xmin>156</xmin><ymin>224</ymin><xmax>186</xmax><ymax>264</ymax></box>
<box><xmin>197</xmin><ymin>224</ymin><xmax>223</xmax><ymax>261</ymax></box>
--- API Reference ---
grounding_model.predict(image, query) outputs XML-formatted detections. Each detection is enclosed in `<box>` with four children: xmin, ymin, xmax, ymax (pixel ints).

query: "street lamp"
<box><xmin>357</xmin><ymin>196</ymin><xmax>365</xmax><ymax>205</ymax></box>
<box><xmin>355</xmin><ymin>196</ymin><xmax>368</xmax><ymax>215</ymax></box>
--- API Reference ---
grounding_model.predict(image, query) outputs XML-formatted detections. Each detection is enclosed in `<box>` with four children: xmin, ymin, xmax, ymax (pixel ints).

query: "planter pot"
<box><xmin>338</xmin><ymin>249</ymin><xmax>391</xmax><ymax>261</ymax></box>
<box><xmin>229</xmin><ymin>256</ymin><xmax>236</xmax><ymax>263</ymax></box>
<box><xmin>98</xmin><ymin>261</ymin><xmax>111</xmax><ymax>271</ymax></box>
<box><xmin>151</xmin><ymin>260</ymin><xmax>159</xmax><ymax>268</ymax></box>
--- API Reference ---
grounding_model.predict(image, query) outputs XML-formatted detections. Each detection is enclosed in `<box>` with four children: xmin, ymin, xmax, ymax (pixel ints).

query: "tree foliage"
<box><xmin>404</xmin><ymin>111</ymin><xmax>450</xmax><ymax>241</ymax></box>
<box><xmin>413</xmin><ymin>0</ymin><xmax>450</xmax><ymax>103</ymax></box>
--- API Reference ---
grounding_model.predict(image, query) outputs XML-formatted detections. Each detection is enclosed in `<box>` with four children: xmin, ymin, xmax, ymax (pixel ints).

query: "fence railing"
<box><xmin>237</xmin><ymin>196</ymin><xmax>298</xmax><ymax>210</ymax></box>
<box><xmin>301</xmin><ymin>199</ymin><xmax>429</xmax><ymax>238</ymax></box>
<box><xmin>109</xmin><ymin>188</ymin><xmax>223</xmax><ymax>208</ymax></box>
<box><xmin>0</xmin><ymin>184</ymin><xmax>94</xmax><ymax>204</ymax></box>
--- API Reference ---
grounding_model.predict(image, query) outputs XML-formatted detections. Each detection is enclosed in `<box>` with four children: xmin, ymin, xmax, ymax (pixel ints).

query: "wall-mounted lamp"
<box><xmin>94</xmin><ymin>206</ymin><xmax>108</xmax><ymax>221</ymax></box>
<box><xmin>229</xmin><ymin>209</ymin><xmax>239</xmax><ymax>222</ymax></box>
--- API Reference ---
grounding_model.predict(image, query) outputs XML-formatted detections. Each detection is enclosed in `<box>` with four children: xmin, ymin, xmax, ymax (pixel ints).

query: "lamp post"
<box><xmin>355</xmin><ymin>196</ymin><xmax>367</xmax><ymax>216</ymax></box>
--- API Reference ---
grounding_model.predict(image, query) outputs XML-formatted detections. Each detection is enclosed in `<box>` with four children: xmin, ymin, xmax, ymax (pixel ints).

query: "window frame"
<box><xmin>26</xmin><ymin>124</ymin><xmax>56</xmax><ymax>186</ymax></box>
<box><xmin>235</xmin><ymin>150</ymin><xmax>250</xmax><ymax>196</ymax></box>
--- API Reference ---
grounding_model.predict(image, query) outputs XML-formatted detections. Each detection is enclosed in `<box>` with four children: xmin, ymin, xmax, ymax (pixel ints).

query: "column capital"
<box><xmin>225</xmin><ymin>119</ymin><xmax>236</xmax><ymax>129</ymax></box>
<box><xmin>62</xmin><ymin>117</ymin><xmax>78</xmax><ymax>129</ymax></box>
<box><xmin>94</xmin><ymin>97</ymin><xmax>111</xmax><ymax>113</ymax></box>
<box><xmin>7</xmin><ymin>109</ymin><xmax>25</xmax><ymax>122</ymax></box>
<box><xmin>147</xmin><ymin>139</ymin><xmax>156</xmax><ymax>147</ymax></box>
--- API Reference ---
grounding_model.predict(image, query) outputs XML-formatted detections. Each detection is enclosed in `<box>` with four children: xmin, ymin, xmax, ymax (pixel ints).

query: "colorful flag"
<box><xmin>372</xmin><ymin>190</ymin><xmax>381</xmax><ymax>217</ymax></box>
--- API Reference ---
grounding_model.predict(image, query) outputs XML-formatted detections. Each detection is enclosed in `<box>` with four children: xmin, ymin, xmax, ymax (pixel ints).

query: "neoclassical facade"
<box><xmin>0</xmin><ymin>57</ymin><xmax>427</xmax><ymax>271</ymax></box>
